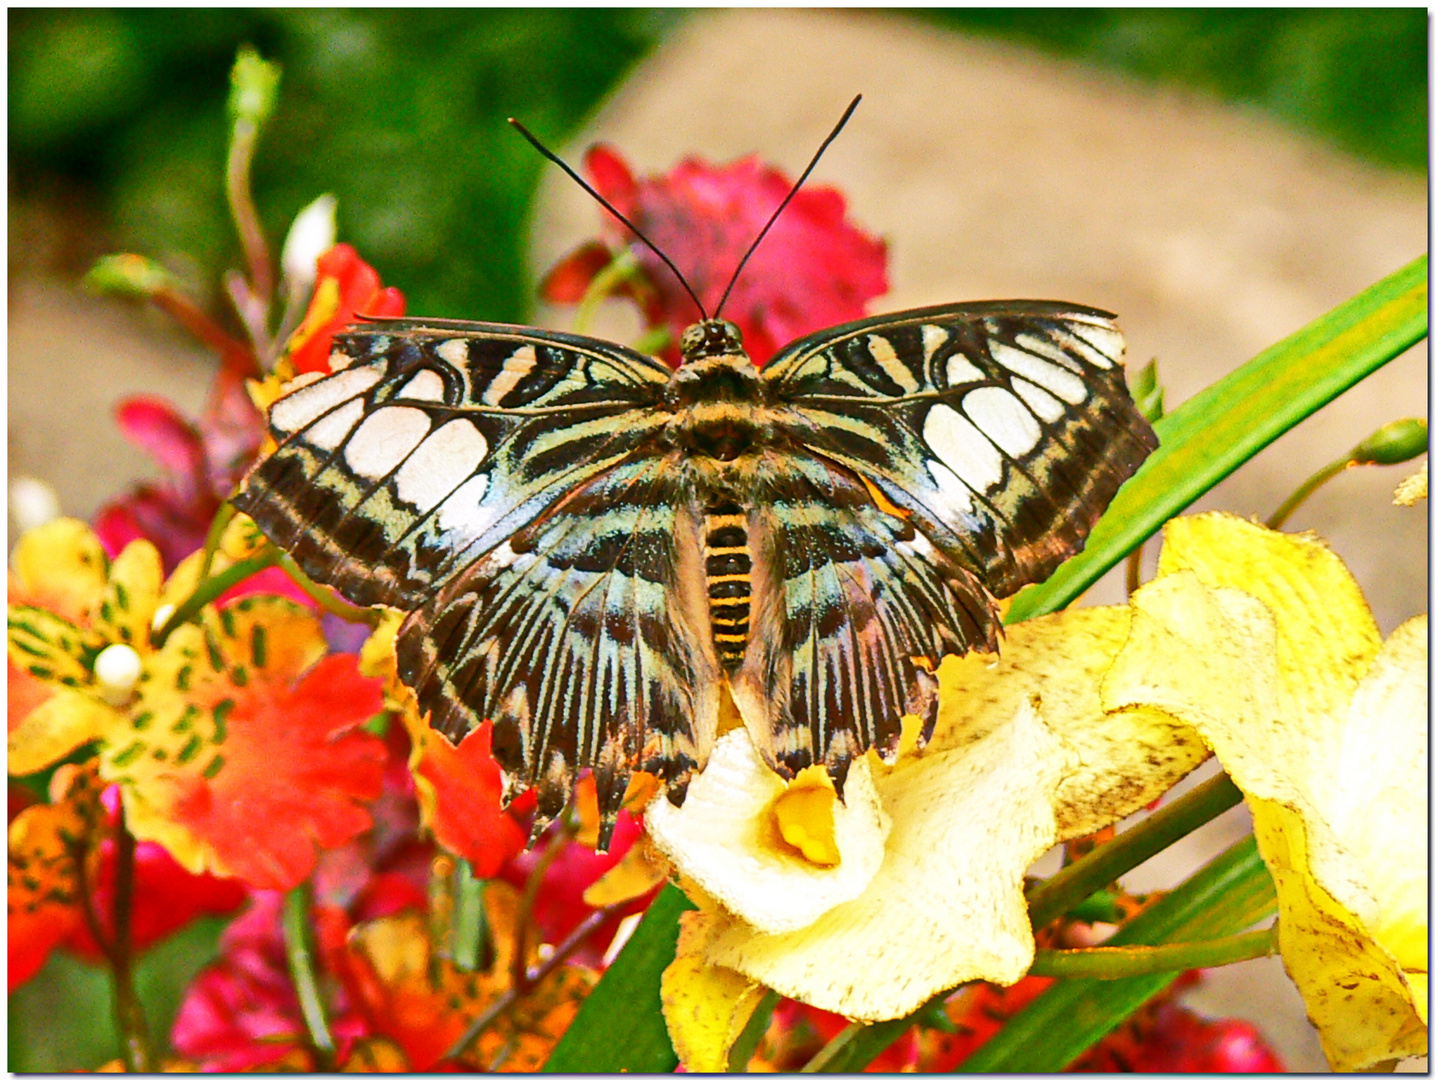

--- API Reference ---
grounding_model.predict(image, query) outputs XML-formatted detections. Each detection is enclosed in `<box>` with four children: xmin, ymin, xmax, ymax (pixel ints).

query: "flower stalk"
<box><xmin>283</xmin><ymin>883</ymin><xmax>336</xmax><ymax>1070</ymax></box>
<box><xmin>1027</xmin><ymin>926</ymin><xmax>1276</xmax><ymax>978</ymax></box>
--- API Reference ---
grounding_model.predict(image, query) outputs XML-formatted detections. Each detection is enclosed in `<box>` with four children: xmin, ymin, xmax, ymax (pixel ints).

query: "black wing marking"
<box><xmin>395</xmin><ymin>453</ymin><xmax>720</xmax><ymax>848</ymax></box>
<box><xmin>734</xmin><ymin>451</ymin><xmax>1001</xmax><ymax>791</ymax></box>
<box><xmin>763</xmin><ymin>301</ymin><xmax>1158</xmax><ymax>598</ymax></box>
<box><xmin>233</xmin><ymin>319</ymin><xmax>672</xmax><ymax>609</ymax></box>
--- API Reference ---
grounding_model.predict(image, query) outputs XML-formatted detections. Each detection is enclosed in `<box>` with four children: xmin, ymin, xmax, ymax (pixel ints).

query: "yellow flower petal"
<box><xmin>932</xmin><ymin>606</ymin><xmax>1208</xmax><ymax>838</ymax></box>
<box><xmin>645</xmin><ymin>729</ymin><xmax>889</xmax><ymax>935</ymax></box>
<box><xmin>660</xmin><ymin>911</ymin><xmax>767</xmax><ymax>1072</ymax></box>
<box><xmin>97</xmin><ymin>539</ymin><xmax>163</xmax><ymax>648</ymax></box>
<box><xmin>1107</xmin><ymin>513</ymin><xmax>1428</xmax><ymax>1069</ymax></box>
<box><xmin>581</xmin><ymin>834</ymin><xmax>667</xmax><ymax>908</ymax></box>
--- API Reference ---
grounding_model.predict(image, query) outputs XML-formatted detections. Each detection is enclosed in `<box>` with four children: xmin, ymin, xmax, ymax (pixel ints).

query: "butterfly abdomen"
<box><xmin>703</xmin><ymin>500</ymin><xmax>753</xmax><ymax>670</ymax></box>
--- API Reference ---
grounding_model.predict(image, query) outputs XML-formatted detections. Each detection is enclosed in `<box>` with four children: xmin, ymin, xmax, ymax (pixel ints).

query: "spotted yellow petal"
<box><xmin>7</xmin><ymin>688</ymin><xmax>121</xmax><ymax>775</ymax></box>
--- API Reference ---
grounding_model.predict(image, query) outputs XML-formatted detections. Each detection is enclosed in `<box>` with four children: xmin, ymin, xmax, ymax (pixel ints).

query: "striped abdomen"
<box><xmin>704</xmin><ymin>501</ymin><xmax>752</xmax><ymax>670</ymax></box>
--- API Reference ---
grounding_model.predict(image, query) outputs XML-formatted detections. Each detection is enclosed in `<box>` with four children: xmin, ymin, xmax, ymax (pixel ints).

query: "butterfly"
<box><xmin>232</xmin><ymin>299</ymin><xmax>1157</xmax><ymax>849</ymax></box>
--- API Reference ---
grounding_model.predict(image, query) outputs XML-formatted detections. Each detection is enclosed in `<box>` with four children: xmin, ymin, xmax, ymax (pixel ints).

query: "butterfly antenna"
<box><xmin>712</xmin><ymin>94</ymin><xmax>863</xmax><ymax>321</ymax></box>
<box><xmin>509</xmin><ymin>117</ymin><xmax>709</xmax><ymax>320</ymax></box>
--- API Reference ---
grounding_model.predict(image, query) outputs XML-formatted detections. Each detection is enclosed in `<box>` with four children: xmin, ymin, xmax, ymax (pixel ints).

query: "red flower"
<box><xmin>543</xmin><ymin>145</ymin><xmax>888</xmax><ymax>366</ymax></box>
<box><xmin>284</xmin><ymin>244</ymin><xmax>405</xmax><ymax>376</ymax></box>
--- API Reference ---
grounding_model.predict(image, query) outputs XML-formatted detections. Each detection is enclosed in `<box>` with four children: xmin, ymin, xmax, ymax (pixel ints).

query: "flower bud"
<box><xmin>83</xmin><ymin>253</ymin><xmax>181</xmax><ymax>300</ymax></box>
<box><xmin>281</xmin><ymin>194</ymin><xmax>338</xmax><ymax>295</ymax></box>
<box><xmin>227</xmin><ymin>46</ymin><xmax>280</xmax><ymax>129</ymax></box>
<box><xmin>94</xmin><ymin>643</ymin><xmax>142</xmax><ymax>705</ymax></box>
<box><xmin>1350</xmin><ymin>417</ymin><xmax>1427</xmax><ymax>466</ymax></box>
<box><xmin>1130</xmin><ymin>359</ymin><xmax>1165</xmax><ymax>423</ymax></box>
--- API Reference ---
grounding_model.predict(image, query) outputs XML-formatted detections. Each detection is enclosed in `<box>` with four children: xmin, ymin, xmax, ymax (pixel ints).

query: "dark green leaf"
<box><xmin>542</xmin><ymin>885</ymin><xmax>694</xmax><ymax>1073</ymax></box>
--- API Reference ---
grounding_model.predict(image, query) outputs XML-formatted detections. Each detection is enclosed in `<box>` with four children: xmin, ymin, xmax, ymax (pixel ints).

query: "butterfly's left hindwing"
<box><xmin>234</xmin><ymin>319</ymin><xmax>673</xmax><ymax>610</ymax></box>
<box><xmin>764</xmin><ymin>301</ymin><xmax>1158</xmax><ymax>599</ymax></box>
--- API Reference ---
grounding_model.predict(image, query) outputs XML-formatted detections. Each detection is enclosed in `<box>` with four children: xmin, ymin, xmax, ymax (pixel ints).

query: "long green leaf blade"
<box><xmin>1009</xmin><ymin>253</ymin><xmax>1427</xmax><ymax>622</ymax></box>
<box><xmin>543</xmin><ymin>885</ymin><xmax>693</xmax><ymax>1072</ymax></box>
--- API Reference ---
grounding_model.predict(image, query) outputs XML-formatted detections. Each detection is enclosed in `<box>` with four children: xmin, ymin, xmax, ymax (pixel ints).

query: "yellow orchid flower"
<box><xmin>1105</xmin><ymin>512</ymin><xmax>1427</xmax><ymax>1070</ymax></box>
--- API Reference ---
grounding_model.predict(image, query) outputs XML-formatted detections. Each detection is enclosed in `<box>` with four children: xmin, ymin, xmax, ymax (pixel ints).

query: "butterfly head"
<box><xmin>680</xmin><ymin>319</ymin><xmax>746</xmax><ymax>363</ymax></box>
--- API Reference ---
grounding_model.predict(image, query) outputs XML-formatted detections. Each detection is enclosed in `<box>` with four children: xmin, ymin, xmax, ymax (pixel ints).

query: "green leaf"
<box><xmin>956</xmin><ymin>835</ymin><xmax>1277</xmax><ymax>1071</ymax></box>
<box><xmin>1008</xmin><ymin>254</ymin><xmax>1428</xmax><ymax>623</ymax></box>
<box><xmin>542</xmin><ymin>885</ymin><xmax>694</xmax><ymax>1072</ymax></box>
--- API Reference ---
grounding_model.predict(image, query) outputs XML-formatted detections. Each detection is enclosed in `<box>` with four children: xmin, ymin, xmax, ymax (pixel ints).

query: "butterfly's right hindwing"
<box><xmin>233</xmin><ymin>320</ymin><xmax>672</xmax><ymax>611</ymax></box>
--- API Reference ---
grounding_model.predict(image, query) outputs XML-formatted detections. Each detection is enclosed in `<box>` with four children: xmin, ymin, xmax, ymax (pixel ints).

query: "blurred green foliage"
<box><xmin>925</xmin><ymin>9</ymin><xmax>1427</xmax><ymax>171</ymax></box>
<box><xmin>10</xmin><ymin>9</ymin><xmax>675</xmax><ymax>319</ymax></box>
<box><xmin>10</xmin><ymin>10</ymin><xmax>1425</xmax><ymax>323</ymax></box>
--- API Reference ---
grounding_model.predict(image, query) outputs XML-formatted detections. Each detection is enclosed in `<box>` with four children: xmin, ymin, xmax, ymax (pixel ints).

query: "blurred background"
<box><xmin>8</xmin><ymin>9</ymin><xmax>1428</xmax><ymax>1072</ymax></box>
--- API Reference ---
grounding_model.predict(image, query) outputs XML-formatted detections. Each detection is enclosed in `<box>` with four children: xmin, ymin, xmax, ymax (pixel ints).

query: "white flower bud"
<box><xmin>94</xmin><ymin>643</ymin><xmax>142</xmax><ymax>705</ymax></box>
<box><xmin>151</xmin><ymin>603</ymin><xmax>177</xmax><ymax>634</ymax></box>
<box><xmin>281</xmin><ymin>193</ymin><xmax>338</xmax><ymax>295</ymax></box>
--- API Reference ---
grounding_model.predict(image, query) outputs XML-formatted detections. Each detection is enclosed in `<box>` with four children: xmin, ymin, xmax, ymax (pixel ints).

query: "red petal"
<box><xmin>416</xmin><ymin>723</ymin><xmax>527</xmax><ymax>877</ymax></box>
<box><xmin>585</xmin><ymin>144</ymin><xmax>638</xmax><ymax>215</ymax></box>
<box><xmin>540</xmin><ymin>241</ymin><xmax>617</xmax><ymax>303</ymax></box>
<box><xmin>114</xmin><ymin>396</ymin><xmax>207</xmax><ymax>484</ymax></box>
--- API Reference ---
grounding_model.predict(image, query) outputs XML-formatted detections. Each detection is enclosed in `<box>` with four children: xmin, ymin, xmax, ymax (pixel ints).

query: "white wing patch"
<box><xmin>436</xmin><ymin>339</ymin><xmax>470</xmax><ymax>366</ymax></box>
<box><xmin>1011</xmin><ymin>377</ymin><xmax>1066</xmax><ymax>424</ymax></box>
<box><xmin>989</xmin><ymin>342</ymin><xmax>1086</xmax><ymax>405</ymax></box>
<box><xmin>926</xmin><ymin>458</ymin><xmax>975</xmax><ymax>515</ymax></box>
<box><xmin>946</xmin><ymin>355</ymin><xmax>986</xmax><ymax>387</ymax></box>
<box><xmin>345</xmin><ymin>407</ymin><xmax>432</xmax><ymax>480</ymax></box>
<box><xmin>922</xmin><ymin>324</ymin><xmax>950</xmax><ymax>365</ymax></box>
<box><xmin>963</xmin><ymin>387</ymin><xmax>1042</xmax><ymax>458</ymax></box>
<box><xmin>270</xmin><ymin>366</ymin><xmax>383</xmax><ymax>434</ymax></box>
<box><xmin>1053</xmin><ymin>324</ymin><xmax>1121</xmax><ymax>370</ymax></box>
<box><xmin>305</xmin><ymin>398</ymin><xmax>367</xmax><ymax>451</ymax></box>
<box><xmin>396</xmin><ymin>369</ymin><xmax>447</xmax><ymax>402</ymax></box>
<box><xmin>483</xmin><ymin>344</ymin><xmax>540</xmax><ymax>406</ymax></box>
<box><xmin>923</xmin><ymin>403</ymin><xmax>1003</xmax><ymax>493</ymax></box>
<box><xmin>436</xmin><ymin>472</ymin><xmax>496</xmax><ymax>537</ymax></box>
<box><xmin>392</xmin><ymin>420</ymin><xmax>490</xmax><ymax>512</ymax></box>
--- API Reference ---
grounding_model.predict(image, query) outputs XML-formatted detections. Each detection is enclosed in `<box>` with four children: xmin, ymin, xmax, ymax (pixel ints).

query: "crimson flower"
<box><xmin>543</xmin><ymin>145</ymin><xmax>887</xmax><ymax>366</ymax></box>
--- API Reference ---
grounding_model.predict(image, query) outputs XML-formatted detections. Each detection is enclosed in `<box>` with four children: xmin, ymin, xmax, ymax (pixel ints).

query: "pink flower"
<box><xmin>543</xmin><ymin>145</ymin><xmax>888</xmax><ymax>366</ymax></box>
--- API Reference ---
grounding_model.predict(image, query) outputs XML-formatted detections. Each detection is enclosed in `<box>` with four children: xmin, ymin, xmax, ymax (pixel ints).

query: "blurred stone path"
<box><xmin>8</xmin><ymin>11</ymin><xmax>1426</xmax><ymax>1070</ymax></box>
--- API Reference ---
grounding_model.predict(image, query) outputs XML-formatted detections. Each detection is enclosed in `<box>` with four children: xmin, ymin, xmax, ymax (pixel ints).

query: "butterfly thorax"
<box><xmin>663</xmin><ymin>321</ymin><xmax>769</xmax><ymax>464</ymax></box>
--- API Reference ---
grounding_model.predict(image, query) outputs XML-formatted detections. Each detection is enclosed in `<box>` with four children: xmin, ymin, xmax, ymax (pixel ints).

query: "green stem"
<box><xmin>572</xmin><ymin>248</ymin><xmax>640</xmax><ymax>335</ymax></box>
<box><xmin>1027</xmin><ymin>771</ymin><xmax>1244</xmax><ymax>930</ymax></box>
<box><xmin>109</xmin><ymin>815</ymin><xmax>154</xmax><ymax>1072</ymax></box>
<box><xmin>154</xmin><ymin>549</ymin><xmax>279</xmax><ymax>646</ymax></box>
<box><xmin>1267</xmin><ymin>457</ymin><xmax>1353</xmax><ymax>529</ymax></box>
<box><xmin>283</xmin><ymin>884</ymin><xmax>336</xmax><ymax>1069</ymax></box>
<box><xmin>274</xmin><ymin>552</ymin><xmax>381</xmax><ymax>625</ymax></box>
<box><xmin>226</xmin><ymin>117</ymin><xmax>273</xmax><ymax>312</ymax></box>
<box><xmin>196</xmin><ymin>503</ymin><xmax>238</xmax><ymax>585</ymax></box>
<box><xmin>1027</xmin><ymin>925</ymin><xmax>1275</xmax><ymax>979</ymax></box>
<box><xmin>448</xmin><ymin>904</ymin><xmax>624</xmax><ymax>1062</ymax></box>
<box><xmin>728</xmin><ymin>989</ymin><xmax>781</xmax><ymax>1072</ymax></box>
<box><xmin>800</xmin><ymin>1021</ymin><xmax>863</xmax><ymax>1073</ymax></box>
